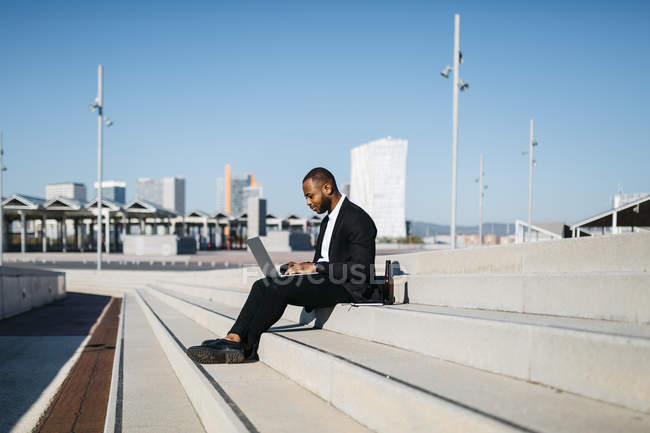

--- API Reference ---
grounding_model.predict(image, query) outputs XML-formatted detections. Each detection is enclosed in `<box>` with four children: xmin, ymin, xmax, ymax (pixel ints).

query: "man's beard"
<box><xmin>319</xmin><ymin>196</ymin><xmax>332</xmax><ymax>214</ymax></box>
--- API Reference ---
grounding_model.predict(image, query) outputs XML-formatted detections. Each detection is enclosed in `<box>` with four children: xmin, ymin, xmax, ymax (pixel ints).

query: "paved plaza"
<box><xmin>0</xmin><ymin>293</ymin><xmax>114</xmax><ymax>433</ymax></box>
<box><xmin>1</xmin><ymin>248</ymin><xmax>421</xmax><ymax>272</ymax></box>
<box><xmin>1</xmin><ymin>235</ymin><xmax>649</xmax><ymax>432</ymax></box>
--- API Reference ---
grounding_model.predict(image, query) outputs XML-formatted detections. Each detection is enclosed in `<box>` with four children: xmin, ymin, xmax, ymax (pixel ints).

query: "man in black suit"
<box><xmin>186</xmin><ymin>167</ymin><xmax>378</xmax><ymax>364</ymax></box>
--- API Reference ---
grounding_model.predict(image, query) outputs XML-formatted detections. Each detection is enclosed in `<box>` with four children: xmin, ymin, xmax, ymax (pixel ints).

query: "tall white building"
<box><xmin>350</xmin><ymin>137</ymin><xmax>408</xmax><ymax>239</ymax></box>
<box><xmin>136</xmin><ymin>177</ymin><xmax>185</xmax><ymax>215</ymax></box>
<box><xmin>46</xmin><ymin>182</ymin><xmax>87</xmax><ymax>201</ymax></box>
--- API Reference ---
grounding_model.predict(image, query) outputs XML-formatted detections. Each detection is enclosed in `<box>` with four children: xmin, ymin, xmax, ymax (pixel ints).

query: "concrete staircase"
<box><xmin>100</xmin><ymin>233</ymin><xmax>650</xmax><ymax>432</ymax></box>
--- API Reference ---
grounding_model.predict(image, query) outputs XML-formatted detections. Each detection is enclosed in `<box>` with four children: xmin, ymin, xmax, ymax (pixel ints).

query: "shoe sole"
<box><xmin>186</xmin><ymin>346</ymin><xmax>245</xmax><ymax>364</ymax></box>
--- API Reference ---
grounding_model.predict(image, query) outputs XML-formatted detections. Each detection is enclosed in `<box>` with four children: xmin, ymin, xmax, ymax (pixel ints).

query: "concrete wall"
<box><xmin>260</xmin><ymin>231</ymin><xmax>291</xmax><ymax>252</ymax></box>
<box><xmin>247</xmin><ymin>198</ymin><xmax>267</xmax><ymax>239</ymax></box>
<box><xmin>0</xmin><ymin>267</ymin><xmax>66</xmax><ymax>320</ymax></box>
<box><xmin>384</xmin><ymin>233</ymin><xmax>650</xmax><ymax>275</ymax></box>
<box><xmin>123</xmin><ymin>235</ymin><xmax>178</xmax><ymax>256</ymax></box>
<box><xmin>255</xmin><ymin>231</ymin><xmax>313</xmax><ymax>252</ymax></box>
<box><xmin>63</xmin><ymin>266</ymin><xmax>263</xmax><ymax>296</ymax></box>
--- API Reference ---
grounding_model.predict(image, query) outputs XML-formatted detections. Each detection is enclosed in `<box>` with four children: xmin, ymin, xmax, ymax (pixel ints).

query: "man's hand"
<box><xmin>285</xmin><ymin>261</ymin><xmax>317</xmax><ymax>275</ymax></box>
<box><xmin>280</xmin><ymin>261</ymin><xmax>296</xmax><ymax>275</ymax></box>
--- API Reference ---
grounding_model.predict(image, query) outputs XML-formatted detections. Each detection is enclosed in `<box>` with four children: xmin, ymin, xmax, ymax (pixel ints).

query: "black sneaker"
<box><xmin>186</xmin><ymin>339</ymin><xmax>245</xmax><ymax>364</ymax></box>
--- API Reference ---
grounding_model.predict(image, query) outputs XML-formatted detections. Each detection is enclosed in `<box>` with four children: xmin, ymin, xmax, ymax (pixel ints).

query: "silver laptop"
<box><xmin>247</xmin><ymin>236</ymin><xmax>317</xmax><ymax>278</ymax></box>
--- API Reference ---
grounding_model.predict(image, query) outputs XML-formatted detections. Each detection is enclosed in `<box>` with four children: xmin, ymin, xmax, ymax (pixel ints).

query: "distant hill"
<box><xmin>408</xmin><ymin>221</ymin><xmax>515</xmax><ymax>238</ymax></box>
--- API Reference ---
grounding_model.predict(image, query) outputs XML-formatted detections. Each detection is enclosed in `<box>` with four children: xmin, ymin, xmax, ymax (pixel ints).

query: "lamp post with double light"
<box><xmin>521</xmin><ymin>119</ymin><xmax>538</xmax><ymax>242</ymax></box>
<box><xmin>0</xmin><ymin>132</ymin><xmax>7</xmax><ymax>266</ymax></box>
<box><xmin>475</xmin><ymin>154</ymin><xmax>487</xmax><ymax>246</ymax></box>
<box><xmin>89</xmin><ymin>65</ymin><xmax>114</xmax><ymax>270</ymax></box>
<box><xmin>441</xmin><ymin>13</ymin><xmax>469</xmax><ymax>249</ymax></box>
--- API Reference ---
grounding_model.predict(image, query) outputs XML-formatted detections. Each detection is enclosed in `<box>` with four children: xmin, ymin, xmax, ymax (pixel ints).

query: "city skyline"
<box><xmin>216</xmin><ymin>165</ymin><xmax>263</xmax><ymax>216</ymax></box>
<box><xmin>1</xmin><ymin>2</ymin><xmax>648</xmax><ymax>225</ymax></box>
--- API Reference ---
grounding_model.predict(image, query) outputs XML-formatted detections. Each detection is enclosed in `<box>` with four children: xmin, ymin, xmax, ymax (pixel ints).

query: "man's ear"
<box><xmin>321</xmin><ymin>183</ymin><xmax>332</xmax><ymax>196</ymax></box>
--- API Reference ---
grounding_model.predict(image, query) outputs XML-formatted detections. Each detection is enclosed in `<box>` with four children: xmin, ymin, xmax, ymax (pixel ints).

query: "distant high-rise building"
<box><xmin>93</xmin><ymin>180</ymin><xmax>126</xmax><ymax>203</ymax></box>
<box><xmin>217</xmin><ymin>165</ymin><xmax>261</xmax><ymax>216</ymax></box>
<box><xmin>231</xmin><ymin>174</ymin><xmax>250</xmax><ymax>216</ymax></box>
<box><xmin>350</xmin><ymin>137</ymin><xmax>408</xmax><ymax>238</ymax></box>
<box><xmin>46</xmin><ymin>182</ymin><xmax>87</xmax><ymax>201</ymax></box>
<box><xmin>136</xmin><ymin>176</ymin><xmax>185</xmax><ymax>214</ymax></box>
<box><xmin>243</xmin><ymin>185</ymin><xmax>263</xmax><ymax>214</ymax></box>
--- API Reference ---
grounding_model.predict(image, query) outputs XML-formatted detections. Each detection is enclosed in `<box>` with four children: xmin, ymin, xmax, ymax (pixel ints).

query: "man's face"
<box><xmin>303</xmin><ymin>178</ymin><xmax>332</xmax><ymax>214</ymax></box>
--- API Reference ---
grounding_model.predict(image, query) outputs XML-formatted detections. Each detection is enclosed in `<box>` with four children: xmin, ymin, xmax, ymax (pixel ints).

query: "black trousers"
<box><xmin>229</xmin><ymin>275</ymin><xmax>353</xmax><ymax>354</ymax></box>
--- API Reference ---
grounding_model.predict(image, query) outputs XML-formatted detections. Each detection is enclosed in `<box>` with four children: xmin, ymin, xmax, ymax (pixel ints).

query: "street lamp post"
<box><xmin>89</xmin><ymin>65</ymin><xmax>113</xmax><ymax>270</ymax></box>
<box><xmin>522</xmin><ymin>119</ymin><xmax>538</xmax><ymax>242</ymax></box>
<box><xmin>475</xmin><ymin>154</ymin><xmax>487</xmax><ymax>246</ymax></box>
<box><xmin>441</xmin><ymin>13</ymin><xmax>469</xmax><ymax>249</ymax></box>
<box><xmin>0</xmin><ymin>131</ymin><xmax>6</xmax><ymax>266</ymax></box>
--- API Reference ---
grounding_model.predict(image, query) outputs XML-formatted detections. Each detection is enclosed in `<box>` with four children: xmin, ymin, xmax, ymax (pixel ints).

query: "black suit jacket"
<box><xmin>312</xmin><ymin>197</ymin><xmax>379</xmax><ymax>301</ymax></box>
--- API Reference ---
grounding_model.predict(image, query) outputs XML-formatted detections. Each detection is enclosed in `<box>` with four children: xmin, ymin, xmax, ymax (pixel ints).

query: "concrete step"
<box><xmin>152</xmin><ymin>270</ymin><xmax>650</xmax><ymax>324</ymax></box>
<box><xmin>105</xmin><ymin>293</ymin><xmax>206</xmax><ymax>433</ymax></box>
<box><xmin>147</xmin><ymin>281</ymin><xmax>307</xmax><ymax>327</ymax></box>
<box><xmin>146</xmin><ymin>280</ymin><xmax>650</xmax><ymax>412</ymax></box>
<box><xmin>392</xmin><ymin>272</ymin><xmax>650</xmax><ymax>323</ymax></box>
<box><xmin>134</xmin><ymin>288</ymin><xmax>372</xmax><ymax>433</ymax></box>
<box><xmin>63</xmin><ymin>268</ymin><xmax>249</xmax><ymax>290</ymax></box>
<box><xmin>147</xmin><ymin>286</ymin><xmax>650</xmax><ymax>433</ymax></box>
<box><xmin>388</xmin><ymin>233</ymin><xmax>650</xmax><ymax>275</ymax></box>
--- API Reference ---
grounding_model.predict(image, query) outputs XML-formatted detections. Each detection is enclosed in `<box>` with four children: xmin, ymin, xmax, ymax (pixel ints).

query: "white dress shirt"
<box><xmin>317</xmin><ymin>194</ymin><xmax>346</xmax><ymax>263</ymax></box>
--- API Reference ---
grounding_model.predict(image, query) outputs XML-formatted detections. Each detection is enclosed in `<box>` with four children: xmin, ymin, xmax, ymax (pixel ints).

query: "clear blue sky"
<box><xmin>1</xmin><ymin>0</ymin><xmax>648</xmax><ymax>225</ymax></box>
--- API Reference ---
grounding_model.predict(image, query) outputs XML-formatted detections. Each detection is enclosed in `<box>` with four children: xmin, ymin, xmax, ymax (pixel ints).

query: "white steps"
<box><xmin>107</xmin><ymin>293</ymin><xmax>205</xmax><ymax>432</ymax></box>
<box><xmin>146</xmin><ymin>279</ymin><xmax>650</xmax><ymax>413</ymax></box>
<box><xmin>97</xmin><ymin>234</ymin><xmax>650</xmax><ymax>432</ymax></box>
<box><xmin>145</xmin><ymin>285</ymin><xmax>650</xmax><ymax>433</ymax></box>
<box><xmin>390</xmin><ymin>233</ymin><xmax>650</xmax><ymax>274</ymax></box>
<box><xmin>393</xmin><ymin>272</ymin><xmax>650</xmax><ymax>323</ymax></box>
<box><xmin>149</xmin><ymin>270</ymin><xmax>650</xmax><ymax>324</ymax></box>
<box><xmin>135</xmin><ymin>289</ymin><xmax>371</xmax><ymax>433</ymax></box>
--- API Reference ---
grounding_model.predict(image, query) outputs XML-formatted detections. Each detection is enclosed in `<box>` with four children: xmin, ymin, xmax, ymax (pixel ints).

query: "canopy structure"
<box><xmin>1</xmin><ymin>193</ymin><xmax>320</xmax><ymax>252</ymax></box>
<box><xmin>121</xmin><ymin>199</ymin><xmax>176</xmax><ymax>219</ymax></box>
<box><xmin>3</xmin><ymin>194</ymin><xmax>46</xmax><ymax>211</ymax></box>
<box><xmin>570</xmin><ymin>194</ymin><xmax>650</xmax><ymax>237</ymax></box>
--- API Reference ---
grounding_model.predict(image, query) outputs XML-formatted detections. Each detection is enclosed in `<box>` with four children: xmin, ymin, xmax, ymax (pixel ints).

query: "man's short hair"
<box><xmin>303</xmin><ymin>167</ymin><xmax>338</xmax><ymax>191</ymax></box>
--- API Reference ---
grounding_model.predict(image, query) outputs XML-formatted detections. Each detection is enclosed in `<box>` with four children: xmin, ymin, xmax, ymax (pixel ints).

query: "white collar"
<box><xmin>327</xmin><ymin>194</ymin><xmax>346</xmax><ymax>220</ymax></box>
